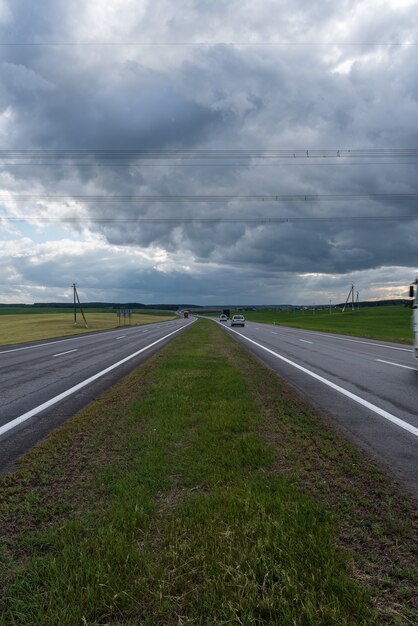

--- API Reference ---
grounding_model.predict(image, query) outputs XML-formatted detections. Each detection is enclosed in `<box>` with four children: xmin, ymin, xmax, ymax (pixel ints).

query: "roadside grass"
<box><xmin>0</xmin><ymin>320</ymin><xmax>416</xmax><ymax>624</ymax></box>
<box><xmin>239</xmin><ymin>305</ymin><xmax>413</xmax><ymax>343</ymax></box>
<box><xmin>0</xmin><ymin>311</ymin><xmax>176</xmax><ymax>346</ymax></box>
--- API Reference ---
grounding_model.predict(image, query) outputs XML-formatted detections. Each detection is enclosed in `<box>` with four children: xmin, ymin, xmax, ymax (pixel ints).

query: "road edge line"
<box><xmin>224</xmin><ymin>325</ymin><xmax>418</xmax><ymax>438</ymax></box>
<box><xmin>0</xmin><ymin>321</ymin><xmax>194</xmax><ymax>438</ymax></box>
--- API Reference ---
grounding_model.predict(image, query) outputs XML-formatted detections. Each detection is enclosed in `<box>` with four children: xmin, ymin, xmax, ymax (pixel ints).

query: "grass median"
<box><xmin>0</xmin><ymin>320</ymin><xmax>416</xmax><ymax>625</ymax></box>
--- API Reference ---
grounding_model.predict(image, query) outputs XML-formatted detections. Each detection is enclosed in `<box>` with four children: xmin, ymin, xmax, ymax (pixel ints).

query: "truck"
<box><xmin>410</xmin><ymin>279</ymin><xmax>418</xmax><ymax>359</ymax></box>
<box><xmin>183</xmin><ymin>310</ymin><xmax>189</xmax><ymax>318</ymax></box>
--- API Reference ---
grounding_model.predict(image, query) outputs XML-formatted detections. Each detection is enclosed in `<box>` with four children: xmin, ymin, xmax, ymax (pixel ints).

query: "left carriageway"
<box><xmin>0</xmin><ymin>317</ymin><xmax>194</xmax><ymax>470</ymax></box>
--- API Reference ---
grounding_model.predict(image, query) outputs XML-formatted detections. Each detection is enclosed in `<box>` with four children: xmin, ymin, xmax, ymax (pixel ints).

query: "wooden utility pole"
<box><xmin>72</xmin><ymin>283</ymin><xmax>88</xmax><ymax>328</ymax></box>
<box><xmin>342</xmin><ymin>284</ymin><xmax>355</xmax><ymax>313</ymax></box>
<box><xmin>73</xmin><ymin>283</ymin><xmax>77</xmax><ymax>325</ymax></box>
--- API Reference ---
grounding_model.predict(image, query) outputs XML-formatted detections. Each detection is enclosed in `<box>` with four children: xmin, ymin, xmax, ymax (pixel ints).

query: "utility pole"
<box><xmin>72</xmin><ymin>283</ymin><xmax>88</xmax><ymax>328</ymax></box>
<box><xmin>73</xmin><ymin>283</ymin><xmax>77</xmax><ymax>325</ymax></box>
<box><xmin>342</xmin><ymin>284</ymin><xmax>355</xmax><ymax>313</ymax></box>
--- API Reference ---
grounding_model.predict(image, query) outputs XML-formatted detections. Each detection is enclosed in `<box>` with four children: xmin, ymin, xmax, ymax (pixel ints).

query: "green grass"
<box><xmin>0</xmin><ymin>311</ymin><xmax>176</xmax><ymax>346</ymax></box>
<box><xmin>239</xmin><ymin>305</ymin><xmax>413</xmax><ymax>343</ymax></box>
<box><xmin>0</xmin><ymin>306</ymin><xmax>117</xmax><ymax>315</ymax></box>
<box><xmin>1</xmin><ymin>320</ymin><xmax>416</xmax><ymax>624</ymax></box>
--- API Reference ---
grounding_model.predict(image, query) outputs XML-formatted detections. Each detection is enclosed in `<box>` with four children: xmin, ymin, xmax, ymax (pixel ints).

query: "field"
<box><xmin>239</xmin><ymin>305</ymin><xmax>413</xmax><ymax>344</ymax></box>
<box><xmin>0</xmin><ymin>310</ymin><xmax>176</xmax><ymax>346</ymax></box>
<box><xmin>0</xmin><ymin>307</ymin><xmax>175</xmax><ymax>316</ymax></box>
<box><xmin>0</xmin><ymin>320</ymin><xmax>416</xmax><ymax>625</ymax></box>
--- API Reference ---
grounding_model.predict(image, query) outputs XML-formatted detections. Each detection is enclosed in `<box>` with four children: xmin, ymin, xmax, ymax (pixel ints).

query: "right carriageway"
<box><xmin>216</xmin><ymin>319</ymin><xmax>418</xmax><ymax>498</ymax></box>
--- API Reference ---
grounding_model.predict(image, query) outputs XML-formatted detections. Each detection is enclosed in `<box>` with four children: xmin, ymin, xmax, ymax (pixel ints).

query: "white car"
<box><xmin>219</xmin><ymin>314</ymin><xmax>228</xmax><ymax>322</ymax></box>
<box><xmin>231</xmin><ymin>314</ymin><xmax>245</xmax><ymax>327</ymax></box>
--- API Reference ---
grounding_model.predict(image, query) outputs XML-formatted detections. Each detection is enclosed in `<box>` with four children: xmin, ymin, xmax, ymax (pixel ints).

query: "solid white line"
<box><xmin>53</xmin><ymin>349</ymin><xmax>78</xmax><ymax>357</ymax></box>
<box><xmin>0</xmin><ymin>321</ymin><xmax>194</xmax><ymax>438</ymax></box>
<box><xmin>299</xmin><ymin>339</ymin><xmax>313</xmax><ymax>344</ymax></box>
<box><xmin>249</xmin><ymin>322</ymin><xmax>411</xmax><ymax>353</ymax></box>
<box><xmin>0</xmin><ymin>321</ymin><xmax>180</xmax><ymax>354</ymax></box>
<box><xmin>299</xmin><ymin>332</ymin><xmax>410</xmax><ymax>352</ymax></box>
<box><xmin>0</xmin><ymin>334</ymin><xmax>99</xmax><ymax>354</ymax></box>
<box><xmin>376</xmin><ymin>358</ymin><xmax>418</xmax><ymax>371</ymax></box>
<box><xmin>228</xmin><ymin>327</ymin><xmax>418</xmax><ymax>438</ymax></box>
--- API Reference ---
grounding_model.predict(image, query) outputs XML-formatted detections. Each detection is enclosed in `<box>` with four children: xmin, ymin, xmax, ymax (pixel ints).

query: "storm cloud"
<box><xmin>0</xmin><ymin>0</ymin><xmax>417</xmax><ymax>304</ymax></box>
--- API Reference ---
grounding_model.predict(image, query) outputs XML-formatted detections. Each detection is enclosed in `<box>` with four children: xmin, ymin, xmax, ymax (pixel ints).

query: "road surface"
<box><xmin>0</xmin><ymin>318</ymin><xmax>193</xmax><ymax>471</ymax></box>
<box><xmin>216</xmin><ymin>319</ymin><xmax>418</xmax><ymax>498</ymax></box>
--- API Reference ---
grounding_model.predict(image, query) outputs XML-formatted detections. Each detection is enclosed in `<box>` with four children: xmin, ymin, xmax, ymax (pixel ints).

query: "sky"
<box><xmin>0</xmin><ymin>0</ymin><xmax>417</xmax><ymax>306</ymax></box>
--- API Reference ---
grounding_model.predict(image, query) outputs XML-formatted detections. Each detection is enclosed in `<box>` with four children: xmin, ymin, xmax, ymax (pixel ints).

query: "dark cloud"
<box><xmin>1</xmin><ymin>0</ymin><xmax>417</xmax><ymax>303</ymax></box>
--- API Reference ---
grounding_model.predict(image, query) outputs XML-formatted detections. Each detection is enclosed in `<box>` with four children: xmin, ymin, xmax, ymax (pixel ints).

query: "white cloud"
<box><xmin>0</xmin><ymin>0</ymin><xmax>417</xmax><ymax>304</ymax></box>
<box><xmin>0</xmin><ymin>0</ymin><xmax>11</xmax><ymax>23</ymax></box>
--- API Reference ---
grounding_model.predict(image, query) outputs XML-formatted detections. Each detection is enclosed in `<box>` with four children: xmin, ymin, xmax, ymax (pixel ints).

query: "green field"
<box><xmin>1</xmin><ymin>320</ymin><xmax>416</xmax><ymax>625</ymax></box>
<box><xmin>238</xmin><ymin>305</ymin><xmax>413</xmax><ymax>344</ymax></box>
<box><xmin>0</xmin><ymin>310</ymin><xmax>176</xmax><ymax>346</ymax></box>
<box><xmin>0</xmin><ymin>306</ymin><xmax>175</xmax><ymax>316</ymax></box>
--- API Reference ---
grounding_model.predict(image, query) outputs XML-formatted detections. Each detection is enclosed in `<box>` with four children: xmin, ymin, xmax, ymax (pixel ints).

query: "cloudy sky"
<box><xmin>0</xmin><ymin>0</ymin><xmax>417</xmax><ymax>305</ymax></box>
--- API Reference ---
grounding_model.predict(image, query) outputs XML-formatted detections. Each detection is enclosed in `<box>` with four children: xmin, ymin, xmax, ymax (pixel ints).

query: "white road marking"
<box><xmin>0</xmin><ymin>335</ymin><xmax>98</xmax><ymax>354</ymax></box>
<box><xmin>271</xmin><ymin>332</ymin><xmax>279</xmax><ymax>335</ymax></box>
<box><xmin>228</xmin><ymin>327</ymin><xmax>418</xmax><ymax>438</ymax></box>
<box><xmin>53</xmin><ymin>349</ymin><xmax>78</xmax><ymax>357</ymax></box>
<box><xmin>116</xmin><ymin>336</ymin><xmax>126</xmax><ymax>339</ymax></box>
<box><xmin>0</xmin><ymin>321</ymin><xmax>183</xmax><ymax>354</ymax></box>
<box><xmin>0</xmin><ymin>321</ymin><xmax>194</xmax><ymax>438</ymax></box>
<box><xmin>247</xmin><ymin>322</ymin><xmax>411</xmax><ymax>352</ymax></box>
<box><xmin>376</xmin><ymin>359</ymin><xmax>418</xmax><ymax>371</ymax></box>
<box><xmin>299</xmin><ymin>332</ymin><xmax>410</xmax><ymax>352</ymax></box>
<box><xmin>299</xmin><ymin>339</ymin><xmax>313</xmax><ymax>344</ymax></box>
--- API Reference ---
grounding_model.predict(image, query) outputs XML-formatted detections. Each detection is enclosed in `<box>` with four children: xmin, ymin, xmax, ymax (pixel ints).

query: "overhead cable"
<box><xmin>1</xmin><ymin>193</ymin><xmax>417</xmax><ymax>202</ymax></box>
<box><xmin>0</xmin><ymin>149</ymin><xmax>417</xmax><ymax>161</ymax></box>
<box><xmin>2</xmin><ymin>215</ymin><xmax>417</xmax><ymax>224</ymax></box>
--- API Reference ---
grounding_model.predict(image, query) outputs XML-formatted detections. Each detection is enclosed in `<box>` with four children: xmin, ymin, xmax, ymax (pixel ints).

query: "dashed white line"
<box><xmin>0</xmin><ymin>321</ymin><xmax>184</xmax><ymax>354</ymax></box>
<box><xmin>298</xmin><ymin>332</ymin><xmax>410</xmax><ymax>352</ymax></box>
<box><xmin>116</xmin><ymin>336</ymin><xmax>126</xmax><ymax>339</ymax></box>
<box><xmin>228</xmin><ymin>327</ymin><xmax>418</xmax><ymax>438</ymax></box>
<box><xmin>53</xmin><ymin>349</ymin><xmax>78</xmax><ymax>357</ymax></box>
<box><xmin>299</xmin><ymin>339</ymin><xmax>313</xmax><ymax>344</ymax></box>
<box><xmin>248</xmin><ymin>322</ymin><xmax>411</xmax><ymax>353</ymax></box>
<box><xmin>0</xmin><ymin>335</ymin><xmax>97</xmax><ymax>354</ymax></box>
<box><xmin>376</xmin><ymin>359</ymin><xmax>418</xmax><ymax>371</ymax></box>
<box><xmin>0</xmin><ymin>321</ymin><xmax>195</xmax><ymax>438</ymax></box>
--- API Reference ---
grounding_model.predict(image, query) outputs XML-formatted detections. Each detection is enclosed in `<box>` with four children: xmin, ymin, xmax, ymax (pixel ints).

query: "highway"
<box><xmin>215</xmin><ymin>319</ymin><xmax>418</xmax><ymax>498</ymax></box>
<box><xmin>0</xmin><ymin>318</ymin><xmax>193</xmax><ymax>471</ymax></box>
<box><xmin>1</xmin><ymin>315</ymin><xmax>417</xmax><ymax>498</ymax></box>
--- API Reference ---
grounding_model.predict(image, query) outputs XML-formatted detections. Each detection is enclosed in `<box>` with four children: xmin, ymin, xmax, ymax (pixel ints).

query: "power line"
<box><xmin>0</xmin><ymin>42</ymin><xmax>416</xmax><ymax>47</ymax></box>
<box><xmin>2</xmin><ymin>216</ymin><xmax>417</xmax><ymax>224</ymax></box>
<box><xmin>0</xmin><ymin>149</ymin><xmax>417</xmax><ymax>161</ymax></box>
<box><xmin>1</xmin><ymin>193</ymin><xmax>417</xmax><ymax>202</ymax></box>
<box><xmin>1</xmin><ymin>161</ymin><xmax>418</xmax><ymax>167</ymax></box>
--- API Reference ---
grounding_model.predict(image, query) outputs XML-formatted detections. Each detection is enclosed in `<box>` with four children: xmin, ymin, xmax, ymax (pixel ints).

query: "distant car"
<box><xmin>231</xmin><ymin>314</ymin><xmax>245</xmax><ymax>327</ymax></box>
<box><xmin>219</xmin><ymin>314</ymin><xmax>228</xmax><ymax>322</ymax></box>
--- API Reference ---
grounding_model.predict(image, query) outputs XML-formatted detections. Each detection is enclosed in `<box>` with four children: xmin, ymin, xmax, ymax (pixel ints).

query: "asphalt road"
<box><xmin>0</xmin><ymin>318</ymin><xmax>193</xmax><ymax>472</ymax></box>
<box><xmin>215</xmin><ymin>319</ymin><xmax>418</xmax><ymax>498</ymax></box>
<box><xmin>2</xmin><ymin>315</ymin><xmax>417</xmax><ymax>498</ymax></box>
